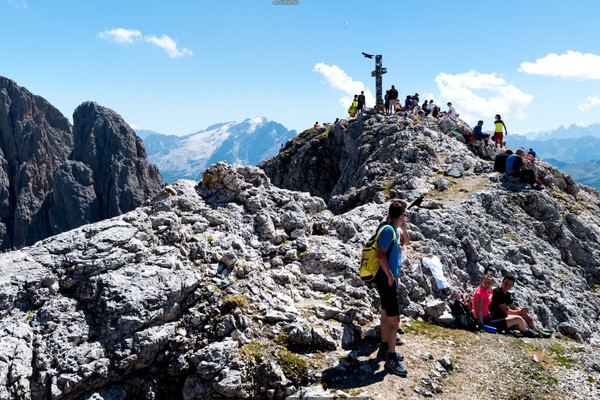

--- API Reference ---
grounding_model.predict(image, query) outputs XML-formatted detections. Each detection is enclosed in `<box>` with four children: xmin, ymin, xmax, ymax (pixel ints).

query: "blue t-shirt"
<box><xmin>473</xmin><ymin>125</ymin><xmax>484</xmax><ymax>139</ymax></box>
<box><xmin>377</xmin><ymin>224</ymin><xmax>401</xmax><ymax>278</ymax></box>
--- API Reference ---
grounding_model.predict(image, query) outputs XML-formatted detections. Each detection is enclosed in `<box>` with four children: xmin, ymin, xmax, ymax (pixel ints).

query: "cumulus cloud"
<box><xmin>434</xmin><ymin>70</ymin><xmax>533</xmax><ymax>123</ymax></box>
<box><xmin>97</xmin><ymin>28</ymin><xmax>142</xmax><ymax>44</ymax></box>
<box><xmin>519</xmin><ymin>50</ymin><xmax>600</xmax><ymax>79</ymax></box>
<box><xmin>578</xmin><ymin>96</ymin><xmax>600</xmax><ymax>111</ymax></box>
<box><xmin>97</xmin><ymin>28</ymin><xmax>192</xmax><ymax>58</ymax></box>
<box><xmin>313</xmin><ymin>63</ymin><xmax>375</xmax><ymax>108</ymax></box>
<box><xmin>145</xmin><ymin>34</ymin><xmax>193</xmax><ymax>58</ymax></box>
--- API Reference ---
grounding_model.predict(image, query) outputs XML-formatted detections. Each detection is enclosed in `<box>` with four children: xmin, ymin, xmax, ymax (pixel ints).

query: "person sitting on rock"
<box><xmin>506</xmin><ymin>149</ymin><xmax>541</xmax><ymax>189</ymax></box>
<box><xmin>489</xmin><ymin>275</ymin><xmax>551</xmax><ymax>338</ymax></box>
<box><xmin>473</xmin><ymin>273</ymin><xmax>530</xmax><ymax>335</ymax></box>
<box><xmin>472</xmin><ymin>120</ymin><xmax>490</xmax><ymax>142</ymax></box>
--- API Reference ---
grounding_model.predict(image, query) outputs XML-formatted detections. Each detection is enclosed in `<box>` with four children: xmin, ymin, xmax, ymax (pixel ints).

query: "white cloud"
<box><xmin>519</xmin><ymin>50</ymin><xmax>600</xmax><ymax>79</ymax></box>
<box><xmin>97</xmin><ymin>28</ymin><xmax>192</xmax><ymax>58</ymax></box>
<box><xmin>434</xmin><ymin>70</ymin><xmax>533</xmax><ymax>125</ymax></box>
<box><xmin>578</xmin><ymin>96</ymin><xmax>600</xmax><ymax>111</ymax></box>
<box><xmin>97</xmin><ymin>28</ymin><xmax>142</xmax><ymax>44</ymax></box>
<box><xmin>145</xmin><ymin>34</ymin><xmax>193</xmax><ymax>58</ymax></box>
<box><xmin>5</xmin><ymin>0</ymin><xmax>27</xmax><ymax>9</ymax></box>
<box><xmin>313</xmin><ymin>63</ymin><xmax>375</xmax><ymax>108</ymax></box>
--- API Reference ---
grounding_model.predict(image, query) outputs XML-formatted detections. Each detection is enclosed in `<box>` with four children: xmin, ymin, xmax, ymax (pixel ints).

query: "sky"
<box><xmin>2</xmin><ymin>0</ymin><xmax>600</xmax><ymax>136</ymax></box>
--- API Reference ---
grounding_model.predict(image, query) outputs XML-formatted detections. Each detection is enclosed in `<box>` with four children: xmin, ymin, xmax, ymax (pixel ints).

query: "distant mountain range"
<box><xmin>505</xmin><ymin>123</ymin><xmax>600</xmax><ymax>191</ymax></box>
<box><xmin>137</xmin><ymin>118</ymin><xmax>297</xmax><ymax>183</ymax></box>
<box><xmin>139</xmin><ymin>120</ymin><xmax>600</xmax><ymax>191</ymax></box>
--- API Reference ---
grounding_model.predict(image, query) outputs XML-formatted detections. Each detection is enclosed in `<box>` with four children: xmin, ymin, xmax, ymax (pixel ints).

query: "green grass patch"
<box><xmin>223</xmin><ymin>295</ymin><xmax>249</xmax><ymax>311</ymax></box>
<box><xmin>239</xmin><ymin>342</ymin><xmax>268</xmax><ymax>363</ymax></box>
<box><xmin>403</xmin><ymin>320</ymin><xmax>449</xmax><ymax>339</ymax></box>
<box><xmin>277</xmin><ymin>347</ymin><xmax>309</xmax><ymax>384</ymax></box>
<box><xmin>274</xmin><ymin>333</ymin><xmax>288</xmax><ymax>346</ymax></box>
<box><xmin>297</xmin><ymin>250</ymin><xmax>309</xmax><ymax>259</ymax></box>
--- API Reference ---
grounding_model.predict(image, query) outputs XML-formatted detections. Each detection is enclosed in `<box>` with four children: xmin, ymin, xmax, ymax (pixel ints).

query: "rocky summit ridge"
<box><xmin>1</xmin><ymin>107</ymin><xmax>600</xmax><ymax>399</ymax></box>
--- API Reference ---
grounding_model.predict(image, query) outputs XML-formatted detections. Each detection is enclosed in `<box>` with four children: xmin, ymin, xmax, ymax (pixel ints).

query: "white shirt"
<box><xmin>448</xmin><ymin>105</ymin><xmax>457</xmax><ymax>119</ymax></box>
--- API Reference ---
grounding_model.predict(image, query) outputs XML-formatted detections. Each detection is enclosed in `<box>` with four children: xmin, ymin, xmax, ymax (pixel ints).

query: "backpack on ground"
<box><xmin>359</xmin><ymin>224</ymin><xmax>396</xmax><ymax>282</ymax></box>
<box><xmin>449</xmin><ymin>299</ymin><xmax>482</xmax><ymax>331</ymax></box>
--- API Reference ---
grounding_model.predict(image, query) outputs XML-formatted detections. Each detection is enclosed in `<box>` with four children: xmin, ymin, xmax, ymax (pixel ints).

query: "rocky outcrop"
<box><xmin>0</xmin><ymin>77</ymin><xmax>163</xmax><ymax>250</ymax></box>
<box><xmin>48</xmin><ymin>102</ymin><xmax>163</xmax><ymax>232</ymax></box>
<box><xmin>1</xmin><ymin>150</ymin><xmax>600</xmax><ymax>398</ymax></box>
<box><xmin>259</xmin><ymin>111</ymin><xmax>581</xmax><ymax>214</ymax></box>
<box><xmin>0</xmin><ymin>76</ymin><xmax>73</xmax><ymax>249</ymax></box>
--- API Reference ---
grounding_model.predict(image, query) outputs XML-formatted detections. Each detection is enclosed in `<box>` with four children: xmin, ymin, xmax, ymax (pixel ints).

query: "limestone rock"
<box><xmin>2</xmin><ymin>108</ymin><xmax>600</xmax><ymax>399</ymax></box>
<box><xmin>0</xmin><ymin>77</ymin><xmax>163</xmax><ymax>251</ymax></box>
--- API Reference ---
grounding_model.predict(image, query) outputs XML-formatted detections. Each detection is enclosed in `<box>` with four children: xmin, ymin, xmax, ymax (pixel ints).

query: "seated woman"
<box><xmin>473</xmin><ymin>274</ymin><xmax>532</xmax><ymax>335</ymax></box>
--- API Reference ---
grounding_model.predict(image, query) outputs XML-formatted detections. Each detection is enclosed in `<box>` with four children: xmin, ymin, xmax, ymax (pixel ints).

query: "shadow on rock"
<box><xmin>322</xmin><ymin>355</ymin><xmax>386</xmax><ymax>390</ymax></box>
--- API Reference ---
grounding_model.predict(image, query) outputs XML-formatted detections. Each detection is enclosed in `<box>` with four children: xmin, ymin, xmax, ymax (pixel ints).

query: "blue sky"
<box><xmin>2</xmin><ymin>0</ymin><xmax>600</xmax><ymax>136</ymax></box>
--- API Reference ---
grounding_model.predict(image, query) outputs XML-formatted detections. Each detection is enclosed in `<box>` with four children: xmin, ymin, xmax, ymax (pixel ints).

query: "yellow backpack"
<box><xmin>359</xmin><ymin>224</ymin><xmax>396</xmax><ymax>281</ymax></box>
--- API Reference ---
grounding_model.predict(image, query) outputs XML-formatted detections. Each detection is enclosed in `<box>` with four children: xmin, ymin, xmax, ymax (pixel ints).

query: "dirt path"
<box><xmin>307</xmin><ymin>319</ymin><xmax>600</xmax><ymax>400</ymax></box>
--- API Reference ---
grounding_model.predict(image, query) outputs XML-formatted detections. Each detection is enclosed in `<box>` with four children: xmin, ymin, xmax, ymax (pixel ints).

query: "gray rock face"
<box><xmin>68</xmin><ymin>101</ymin><xmax>162</xmax><ymax>220</ymax></box>
<box><xmin>0</xmin><ymin>151</ymin><xmax>599</xmax><ymax>398</ymax></box>
<box><xmin>2</xmin><ymin>107</ymin><xmax>600</xmax><ymax>399</ymax></box>
<box><xmin>0</xmin><ymin>77</ymin><xmax>163</xmax><ymax>250</ymax></box>
<box><xmin>0</xmin><ymin>76</ymin><xmax>73</xmax><ymax>249</ymax></box>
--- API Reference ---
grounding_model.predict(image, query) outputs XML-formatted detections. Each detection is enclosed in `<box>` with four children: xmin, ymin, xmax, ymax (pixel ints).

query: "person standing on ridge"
<box><xmin>357</xmin><ymin>91</ymin><xmax>366</xmax><ymax>115</ymax></box>
<box><xmin>372</xmin><ymin>201</ymin><xmax>410</xmax><ymax>377</ymax></box>
<box><xmin>493</xmin><ymin>114</ymin><xmax>508</xmax><ymax>148</ymax></box>
<box><xmin>388</xmin><ymin>85</ymin><xmax>398</xmax><ymax>115</ymax></box>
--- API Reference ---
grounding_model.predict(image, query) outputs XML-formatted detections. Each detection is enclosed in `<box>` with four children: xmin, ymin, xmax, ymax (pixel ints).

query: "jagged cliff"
<box><xmin>0</xmin><ymin>77</ymin><xmax>163</xmax><ymax>250</ymax></box>
<box><xmin>1</xmin><ymin>110</ymin><xmax>600</xmax><ymax>399</ymax></box>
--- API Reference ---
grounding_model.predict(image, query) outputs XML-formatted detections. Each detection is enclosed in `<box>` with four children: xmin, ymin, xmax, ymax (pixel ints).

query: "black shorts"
<box><xmin>374</xmin><ymin>268</ymin><xmax>400</xmax><ymax>317</ymax></box>
<box><xmin>484</xmin><ymin>315</ymin><xmax>508</xmax><ymax>331</ymax></box>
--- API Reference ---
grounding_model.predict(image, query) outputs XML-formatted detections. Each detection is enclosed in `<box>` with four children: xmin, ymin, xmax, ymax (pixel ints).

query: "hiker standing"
<box><xmin>387</xmin><ymin>85</ymin><xmax>398</xmax><ymax>115</ymax></box>
<box><xmin>493</xmin><ymin>114</ymin><xmax>508</xmax><ymax>148</ymax></box>
<box><xmin>372</xmin><ymin>201</ymin><xmax>409</xmax><ymax>377</ymax></box>
<box><xmin>357</xmin><ymin>91</ymin><xmax>366</xmax><ymax>115</ymax></box>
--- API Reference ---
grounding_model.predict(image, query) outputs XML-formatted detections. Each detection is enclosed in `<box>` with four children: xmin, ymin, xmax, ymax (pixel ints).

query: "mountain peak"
<box><xmin>1</xmin><ymin>98</ymin><xmax>600</xmax><ymax>398</ymax></box>
<box><xmin>140</xmin><ymin>117</ymin><xmax>297</xmax><ymax>183</ymax></box>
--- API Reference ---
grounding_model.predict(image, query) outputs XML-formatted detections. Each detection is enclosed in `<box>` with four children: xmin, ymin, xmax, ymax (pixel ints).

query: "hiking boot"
<box><xmin>538</xmin><ymin>328</ymin><xmax>552</xmax><ymax>338</ymax></box>
<box><xmin>524</xmin><ymin>330</ymin><xmax>541</xmax><ymax>338</ymax></box>
<box><xmin>376</xmin><ymin>345</ymin><xmax>404</xmax><ymax>361</ymax></box>
<box><xmin>384</xmin><ymin>353</ymin><xmax>408</xmax><ymax>377</ymax></box>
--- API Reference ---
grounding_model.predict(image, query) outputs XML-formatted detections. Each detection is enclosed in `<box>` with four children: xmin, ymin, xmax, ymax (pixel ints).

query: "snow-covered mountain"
<box><xmin>139</xmin><ymin>117</ymin><xmax>297</xmax><ymax>183</ymax></box>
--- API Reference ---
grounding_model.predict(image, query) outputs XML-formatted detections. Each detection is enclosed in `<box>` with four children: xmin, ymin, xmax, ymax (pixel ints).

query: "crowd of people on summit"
<box><xmin>339</xmin><ymin>84</ymin><xmax>550</xmax><ymax>379</ymax></box>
